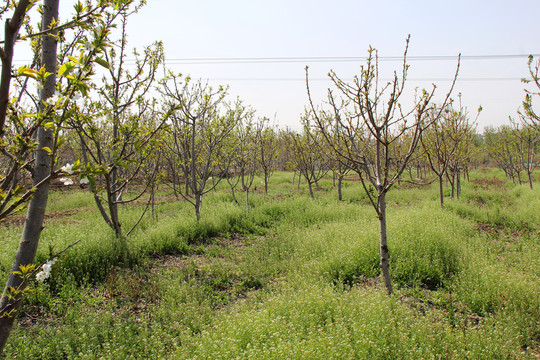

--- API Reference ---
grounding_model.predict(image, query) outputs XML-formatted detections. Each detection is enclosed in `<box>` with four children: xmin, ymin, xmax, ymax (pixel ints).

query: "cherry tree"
<box><xmin>159</xmin><ymin>73</ymin><xmax>244</xmax><ymax>221</ymax></box>
<box><xmin>421</xmin><ymin>98</ymin><xmax>479</xmax><ymax>207</ymax></box>
<box><xmin>70</xmin><ymin>6</ymin><xmax>172</xmax><ymax>238</ymax></box>
<box><xmin>256</xmin><ymin>117</ymin><xmax>280</xmax><ymax>194</ymax></box>
<box><xmin>0</xmin><ymin>0</ymin><xmax>134</xmax><ymax>353</ymax></box>
<box><xmin>306</xmin><ymin>37</ymin><xmax>458</xmax><ymax>294</ymax></box>
<box><xmin>284</xmin><ymin>120</ymin><xmax>329</xmax><ymax>199</ymax></box>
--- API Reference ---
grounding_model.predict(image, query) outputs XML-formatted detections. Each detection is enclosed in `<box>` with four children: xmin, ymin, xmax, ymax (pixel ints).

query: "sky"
<box><xmin>14</xmin><ymin>0</ymin><xmax>540</xmax><ymax>131</ymax></box>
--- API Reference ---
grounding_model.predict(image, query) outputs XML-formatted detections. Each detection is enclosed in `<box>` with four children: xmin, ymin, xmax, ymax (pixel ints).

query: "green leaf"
<box><xmin>58</xmin><ymin>62</ymin><xmax>75</xmax><ymax>77</ymax></box>
<box><xmin>77</xmin><ymin>83</ymin><xmax>89</xmax><ymax>97</ymax></box>
<box><xmin>67</xmin><ymin>56</ymin><xmax>80</xmax><ymax>64</ymax></box>
<box><xmin>17</xmin><ymin>66</ymin><xmax>37</xmax><ymax>79</ymax></box>
<box><xmin>94</xmin><ymin>57</ymin><xmax>110</xmax><ymax>69</ymax></box>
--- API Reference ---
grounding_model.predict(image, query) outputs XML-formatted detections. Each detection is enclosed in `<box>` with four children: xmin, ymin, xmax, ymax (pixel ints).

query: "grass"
<box><xmin>1</xmin><ymin>170</ymin><xmax>539</xmax><ymax>359</ymax></box>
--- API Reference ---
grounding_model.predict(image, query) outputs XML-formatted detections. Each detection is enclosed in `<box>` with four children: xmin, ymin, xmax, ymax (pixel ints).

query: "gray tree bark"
<box><xmin>0</xmin><ymin>0</ymin><xmax>59</xmax><ymax>352</ymax></box>
<box><xmin>378</xmin><ymin>193</ymin><xmax>392</xmax><ymax>294</ymax></box>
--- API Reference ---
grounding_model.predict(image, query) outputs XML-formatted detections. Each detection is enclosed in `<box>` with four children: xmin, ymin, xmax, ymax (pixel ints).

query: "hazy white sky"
<box><xmin>19</xmin><ymin>0</ymin><xmax>540</xmax><ymax>130</ymax></box>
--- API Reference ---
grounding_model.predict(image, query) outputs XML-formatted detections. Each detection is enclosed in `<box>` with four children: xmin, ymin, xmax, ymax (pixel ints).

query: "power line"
<box><xmin>10</xmin><ymin>54</ymin><xmax>532</xmax><ymax>83</ymax></box>
<box><xmin>161</xmin><ymin>54</ymin><xmax>540</xmax><ymax>65</ymax></box>
<box><xmin>11</xmin><ymin>53</ymin><xmax>540</xmax><ymax>65</ymax></box>
<box><xmin>196</xmin><ymin>77</ymin><xmax>523</xmax><ymax>82</ymax></box>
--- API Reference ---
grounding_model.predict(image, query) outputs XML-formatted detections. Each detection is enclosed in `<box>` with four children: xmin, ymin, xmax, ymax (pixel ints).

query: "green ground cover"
<box><xmin>1</xmin><ymin>170</ymin><xmax>538</xmax><ymax>359</ymax></box>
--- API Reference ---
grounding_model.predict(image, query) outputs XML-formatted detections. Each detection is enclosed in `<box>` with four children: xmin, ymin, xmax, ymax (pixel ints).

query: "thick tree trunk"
<box><xmin>527</xmin><ymin>171</ymin><xmax>533</xmax><ymax>190</ymax></box>
<box><xmin>378</xmin><ymin>192</ymin><xmax>392</xmax><ymax>295</ymax></box>
<box><xmin>0</xmin><ymin>0</ymin><xmax>58</xmax><ymax>352</ymax></box>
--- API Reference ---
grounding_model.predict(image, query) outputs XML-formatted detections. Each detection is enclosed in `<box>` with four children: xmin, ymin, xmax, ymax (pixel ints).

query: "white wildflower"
<box><xmin>61</xmin><ymin>163</ymin><xmax>74</xmax><ymax>174</ymax></box>
<box><xmin>60</xmin><ymin>177</ymin><xmax>74</xmax><ymax>186</ymax></box>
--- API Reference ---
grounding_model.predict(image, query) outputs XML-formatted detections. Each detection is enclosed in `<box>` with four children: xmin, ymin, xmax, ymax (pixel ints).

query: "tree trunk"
<box><xmin>307</xmin><ymin>181</ymin><xmax>314</xmax><ymax>199</ymax></box>
<box><xmin>456</xmin><ymin>170</ymin><xmax>461</xmax><ymax>199</ymax></box>
<box><xmin>195</xmin><ymin>193</ymin><xmax>202</xmax><ymax>222</ymax></box>
<box><xmin>314</xmin><ymin>173</ymin><xmax>320</xmax><ymax>190</ymax></box>
<box><xmin>172</xmin><ymin>168</ymin><xmax>178</xmax><ymax>198</ymax></box>
<box><xmin>264</xmin><ymin>172</ymin><xmax>269</xmax><ymax>194</ymax></box>
<box><xmin>182</xmin><ymin>162</ymin><xmax>189</xmax><ymax>196</ymax></box>
<box><xmin>507</xmin><ymin>168</ymin><xmax>515</xmax><ymax>184</ymax></box>
<box><xmin>245</xmin><ymin>188</ymin><xmax>249</xmax><ymax>211</ymax></box>
<box><xmin>378</xmin><ymin>192</ymin><xmax>392</xmax><ymax>295</ymax></box>
<box><xmin>151</xmin><ymin>180</ymin><xmax>156</xmax><ymax>218</ymax></box>
<box><xmin>106</xmin><ymin>175</ymin><xmax>122</xmax><ymax>237</ymax></box>
<box><xmin>337</xmin><ymin>175</ymin><xmax>343</xmax><ymax>201</ymax></box>
<box><xmin>527</xmin><ymin>171</ymin><xmax>533</xmax><ymax>190</ymax></box>
<box><xmin>0</xmin><ymin>0</ymin><xmax>58</xmax><ymax>352</ymax></box>
<box><xmin>448</xmin><ymin>172</ymin><xmax>455</xmax><ymax>199</ymax></box>
<box><xmin>227</xmin><ymin>175</ymin><xmax>239</xmax><ymax>205</ymax></box>
<box><xmin>80</xmin><ymin>133</ymin><xmax>113</xmax><ymax>228</ymax></box>
<box><xmin>438</xmin><ymin>175</ymin><xmax>444</xmax><ymax>208</ymax></box>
